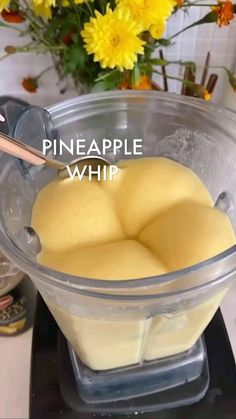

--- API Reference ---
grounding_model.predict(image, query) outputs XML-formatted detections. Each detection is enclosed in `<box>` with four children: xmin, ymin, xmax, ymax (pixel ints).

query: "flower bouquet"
<box><xmin>0</xmin><ymin>0</ymin><xmax>236</xmax><ymax>98</ymax></box>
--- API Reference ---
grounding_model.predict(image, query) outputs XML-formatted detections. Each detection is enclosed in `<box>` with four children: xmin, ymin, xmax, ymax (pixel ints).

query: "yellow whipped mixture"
<box><xmin>32</xmin><ymin>157</ymin><xmax>236</xmax><ymax>370</ymax></box>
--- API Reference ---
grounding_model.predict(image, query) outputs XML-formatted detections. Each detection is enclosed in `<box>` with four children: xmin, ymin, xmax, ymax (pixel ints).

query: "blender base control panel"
<box><xmin>30</xmin><ymin>294</ymin><xmax>236</xmax><ymax>419</ymax></box>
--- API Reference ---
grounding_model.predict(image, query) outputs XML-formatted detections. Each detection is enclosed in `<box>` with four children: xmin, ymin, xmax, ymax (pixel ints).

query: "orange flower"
<box><xmin>1</xmin><ymin>9</ymin><xmax>25</xmax><ymax>23</ymax></box>
<box><xmin>119</xmin><ymin>72</ymin><xmax>131</xmax><ymax>90</ymax></box>
<box><xmin>119</xmin><ymin>81</ymin><xmax>131</xmax><ymax>89</ymax></box>
<box><xmin>119</xmin><ymin>74</ymin><xmax>153</xmax><ymax>90</ymax></box>
<box><xmin>22</xmin><ymin>77</ymin><xmax>38</xmax><ymax>93</ymax></box>
<box><xmin>203</xmin><ymin>90</ymin><xmax>212</xmax><ymax>101</ymax></box>
<box><xmin>175</xmin><ymin>0</ymin><xmax>184</xmax><ymax>7</ymax></box>
<box><xmin>133</xmin><ymin>75</ymin><xmax>152</xmax><ymax>90</ymax></box>
<box><xmin>61</xmin><ymin>30</ymin><xmax>76</xmax><ymax>45</ymax></box>
<box><xmin>5</xmin><ymin>45</ymin><xmax>16</xmax><ymax>54</ymax></box>
<box><xmin>212</xmin><ymin>1</ymin><xmax>234</xmax><ymax>27</ymax></box>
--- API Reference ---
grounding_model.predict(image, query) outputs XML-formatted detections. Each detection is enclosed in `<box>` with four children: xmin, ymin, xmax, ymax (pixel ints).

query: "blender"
<box><xmin>0</xmin><ymin>91</ymin><xmax>236</xmax><ymax>417</ymax></box>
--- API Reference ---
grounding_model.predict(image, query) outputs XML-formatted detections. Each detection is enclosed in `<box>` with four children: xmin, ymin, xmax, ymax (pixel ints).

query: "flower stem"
<box><xmin>95</xmin><ymin>69</ymin><xmax>119</xmax><ymax>82</ymax></box>
<box><xmin>86</xmin><ymin>2</ymin><xmax>94</xmax><ymax>16</ymax></box>
<box><xmin>186</xmin><ymin>3</ymin><xmax>217</xmax><ymax>6</ymax></box>
<box><xmin>35</xmin><ymin>65</ymin><xmax>54</xmax><ymax>80</ymax></box>
<box><xmin>169</xmin><ymin>11</ymin><xmax>217</xmax><ymax>40</ymax></box>
<box><xmin>20</xmin><ymin>0</ymin><xmax>51</xmax><ymax>47</ymax></box>
<box><xmin>0</xmin><ymin>54</ymin><xmax>9</xmax><ymax>62</ymax></box>
<box><xmin>152</xmin><ymin>59</ymin><xmax>232</xmax><ymax>82</ymax></box>
<box><xmin>153</xmin><ymin>69</ymin><xmax>197</xmax><ymax>87</ymax></box>
<box><xmin>14</xmin><ymin>44</ymin><xmax>67</xmax><ymax>54</ymax></box>
<box><xmin>0</xmin><ymin>22</ymin><xmax>26</xmax><ymax>33</ymax></box>
<box><xmin>98</xmin><ymin>0</ymin><xmax>106</xmax><ymax>13</ymax></box>
<box><xmin>69</xmin><ymin>0</ymin><xmax>81</xmax><ymax>31</ymax></box>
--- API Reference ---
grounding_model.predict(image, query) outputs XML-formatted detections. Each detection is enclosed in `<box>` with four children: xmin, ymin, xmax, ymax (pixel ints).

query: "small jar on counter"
<box><xmin>0</xmin><ymin>253</ymin><xmax>28</xmax><ymax>336</ymax></box>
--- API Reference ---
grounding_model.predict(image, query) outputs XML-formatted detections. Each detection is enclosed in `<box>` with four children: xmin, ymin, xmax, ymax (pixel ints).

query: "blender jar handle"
<box><xmin>0</xmin><ymin>96</ymin><xmax>29</xmax><ymax>136</ymax></box>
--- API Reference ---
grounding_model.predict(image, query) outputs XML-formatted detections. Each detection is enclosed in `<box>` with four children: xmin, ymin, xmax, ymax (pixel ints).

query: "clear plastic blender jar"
<box><xmin>0</xmin><ymin>91</ymin><xmax>236</xmax><ymax>375</ymax></box>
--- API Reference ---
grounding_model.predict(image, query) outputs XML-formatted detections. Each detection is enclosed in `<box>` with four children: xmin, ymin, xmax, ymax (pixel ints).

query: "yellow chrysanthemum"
<box><xmin>62</xmin><ymin>0</ymin><xmax>93</xmax><ymax>5</ymax></box>
<box><xmin>32</xmin><ymin>0</ymin><xmax>55</xmax><ymax>8</ymax></box>
<box><xmin>74</xmin><ymin>0</ymin><xmax>93</xmax><ymax>4</ymax></box>
<box><xmin>116</xmin><ymin>0</ymin><xmax>175</xmax><ymax>31</ymax></box>
<box><xmin>32</xmin><ymin>2</ymin><xmax>51</xmax><ymax>18</ymax></box>
<box><xmin>0</xmin><ymin>0</ymin><xmax>9</xmax><ymax>12</ymax></box>
<box><xmin>61</xmin><ymin>0</ymin><xmax>69</xmax><ymax>6</ymax></box>
<box><xmin>61</xmin><ymin>0</ymin><xmax>93</xmax><ymax>7</ymax></box>
<box><xmin>31</xmin><ymin>0</ymin><xmax>55</xmax><ymax>18</ymax></box>
<box><xmin>81</xmin><ymin>6</ymin><xmax>145</xmax><ymax>71</ymax></box>
<box><xmin>150</xmin><ymin>21</ymin><xmax>166</xmax><ymax>39</ymax></box>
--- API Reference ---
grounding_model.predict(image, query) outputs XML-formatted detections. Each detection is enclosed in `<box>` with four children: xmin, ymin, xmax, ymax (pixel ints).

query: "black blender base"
<box><xmin>30</xmin><ymin>295</ymin><xmax>236</xmax><ymax>419</ymax></box>
<box><xmin>58</xmin><ymin>333</ymin><xmax>209</xmax><ymax>415</ymax></box>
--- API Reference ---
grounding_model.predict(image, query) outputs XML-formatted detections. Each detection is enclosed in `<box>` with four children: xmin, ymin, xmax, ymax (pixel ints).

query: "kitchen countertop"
<box><xmin>0</xmin><ymin>283</ymin><xmax>236</xmax><ymax>419</ymax></box>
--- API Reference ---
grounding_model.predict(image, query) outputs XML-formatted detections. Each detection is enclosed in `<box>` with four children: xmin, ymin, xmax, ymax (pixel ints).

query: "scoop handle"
<box><xmin>0</xmin><ymin>132</ymin><xmax>45</xmax><ymax>166</ymax></box>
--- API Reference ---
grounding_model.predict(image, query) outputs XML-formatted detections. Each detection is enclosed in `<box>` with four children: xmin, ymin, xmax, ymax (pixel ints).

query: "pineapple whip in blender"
<box><xmin>32</xmin><ymin>157</ymin><xmax>236</xmax><ymax>370</ymax></box>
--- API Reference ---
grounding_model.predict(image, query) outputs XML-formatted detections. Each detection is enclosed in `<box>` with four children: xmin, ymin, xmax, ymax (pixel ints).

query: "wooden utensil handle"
<box><xmin>0</xmin><ymin>134</ymin><xmax>45</xmax><ymax>166</ymax></box>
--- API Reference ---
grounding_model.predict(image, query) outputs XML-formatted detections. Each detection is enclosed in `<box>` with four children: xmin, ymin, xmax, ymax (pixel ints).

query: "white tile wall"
<box><xmin>0</xmin><ymin>7</ymin><xmax>235</xmax><ymax>107</ymax></box>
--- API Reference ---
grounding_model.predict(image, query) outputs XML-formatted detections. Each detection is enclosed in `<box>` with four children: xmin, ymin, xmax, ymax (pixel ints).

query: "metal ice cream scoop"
<box><xmin>0</xmin><ymin>131</ymin><xmax>111</xmax><ymax>180</ymax></box>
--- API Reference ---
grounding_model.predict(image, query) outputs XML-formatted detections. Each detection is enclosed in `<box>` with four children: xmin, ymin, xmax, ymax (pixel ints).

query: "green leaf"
<box><xmin>44</xmin><ymin>12</ymin><xmax>78</xmax><ymax>42</ymax></box>
<box><xmin>158</xmin><ymin>39</ymin><xmax>171</xmax><ymax>47</ymax></box>
<box><xmin>71</xmin><ymin>33</ymin><xmax>79</xmax><ymax>43</ymax></box>
<box><xmin>94</xmin><ymin>68</ymin><xmax>122</xmax><ymax>90</ymax></box>
<box><xmin>148</xmin><ymin>58</ymin><xmax>168</xmax><ymax>66</ymax></box>
<box><xmin>9</xmin><ymin>0</ymin><xmax>19</xmax><ymax>12</ymax></box>
<box><xmin>178</xmin><ymin>60</ymin><xmax>195</xmax><ymax>68</ymax></box>
<box><xmin>225</xmin><ymin>69</ymin><xmax>236</xmax><ymax>90</ymax></box>
<box><xmin>170</xmin><ymin>11</ymin><xmax>218</xmax><ymax>40</ymax></box>
<box><xmin>64</xmin><ymin>44</ymin><xmax>87</xmax><ymax>73</ymax></box>
<box><xmin>90</xmin><ymin>81</ymin><xmax>108</xmax><ymax>92</ymax></box>
<box><xmin>139</xmin><ymin>62</ymin><xmax>153</xmax><ymax>76</ymax></box>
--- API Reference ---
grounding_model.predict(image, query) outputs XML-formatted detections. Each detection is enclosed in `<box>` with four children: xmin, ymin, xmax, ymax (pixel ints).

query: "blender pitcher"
<box><xmin>0</xmin><ymin>91</ymin><xmax>236</xmax><ymax>405</ymax></box>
